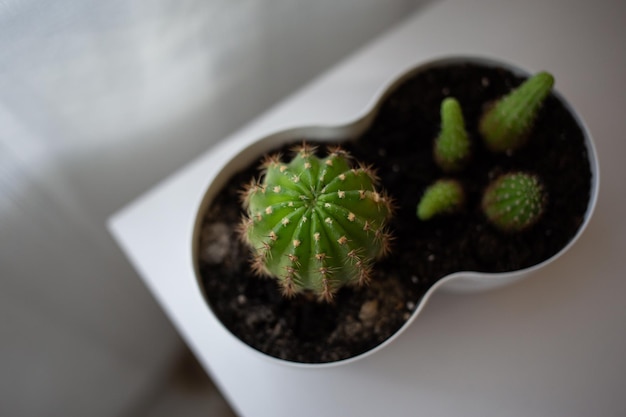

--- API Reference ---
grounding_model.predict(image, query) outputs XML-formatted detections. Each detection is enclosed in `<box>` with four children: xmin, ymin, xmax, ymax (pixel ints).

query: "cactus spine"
<box><xmin>434</xmin><ymin>97</ymin><xmax>471</xmax><ymax>172</ymax></box>
<box><xmin>240</xmin><ymin>144</ymin><xmax>393</xmax><ymax>302</ymax></box>
<box><xmin>417</xmin><ymin>179</ymin><xmax>464</xmax><ymax>221</ymax></box>
<box><xmin>482</xmin><ymin>172</ymin><xmax>546</xmax><ymax>232</ymax></box>
<box><xmin>479</xmin><ymin>72</ymin><xmax>554</xmax><ymax>152</ymax></box>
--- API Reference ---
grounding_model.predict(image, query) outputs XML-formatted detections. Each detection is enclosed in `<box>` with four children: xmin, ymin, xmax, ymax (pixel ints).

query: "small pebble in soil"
<box><xmin>359</xmin><ymin>300</ymin><xmax>379</xmax><ymax>324</ymax></box>
<box><xmin>342</xmin><ymin>318</ymin><xmax>364</xmax><ymax>339</ymax></box>
<box><xmin>245</xmin><ymin>305</ymin><xmax>274</xmax><ymax>328</ymax></box>
<box><xmin>200</xmin><ymin>222</ymin><xmax>231</xmax><ymax>264</ymax></box>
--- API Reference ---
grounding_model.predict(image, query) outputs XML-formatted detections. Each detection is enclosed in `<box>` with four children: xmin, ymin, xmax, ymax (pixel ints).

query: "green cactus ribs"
<box><xmin>240</xmin><ymin>143</ymin><xmax>394</xmax><ymax>302</ymax></box>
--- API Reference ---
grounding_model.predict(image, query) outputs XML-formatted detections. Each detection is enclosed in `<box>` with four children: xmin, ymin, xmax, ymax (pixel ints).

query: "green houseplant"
<box><xmin>239</xmin><ymin>144</ymin><xmax>393</xmax><ymax>301</ymax></box>
<box><xmin>418</xmin><ymin>72</ymin><xmax>551</xmax><ymax>231</ymax></box>
<box><xmin>193</xmin><ymin>56</ymin><xmax>598</xmax><ymax>365</ymax></box>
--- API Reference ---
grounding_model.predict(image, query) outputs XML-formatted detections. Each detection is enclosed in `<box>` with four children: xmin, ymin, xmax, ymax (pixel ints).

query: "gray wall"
<box><xmin>0</xmin><ymin>1</ymin><xmax>427</xmax><ymax>415</ymax></box>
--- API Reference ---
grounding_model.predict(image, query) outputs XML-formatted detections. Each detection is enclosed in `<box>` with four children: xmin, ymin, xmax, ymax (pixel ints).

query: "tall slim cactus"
<box><xmin>434</xmin><ymin>97</ymin><xmax>471</xmax><ymax>172</ymax></box>
<box><xmin>479</xmin><ymin>72</ymin><xmax>555</xmax><ymax>153</ymax></box>
<box><xmin>240</xmin><ymin>143</ymin><xmax>393</xmax><ymax>302</ymax></box>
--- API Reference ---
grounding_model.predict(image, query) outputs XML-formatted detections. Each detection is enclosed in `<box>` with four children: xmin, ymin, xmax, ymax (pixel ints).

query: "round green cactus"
<box><xmin>479</xmin><ymin>72</ymin><xmax>555</xmax><ymax>153</ymax></box>
<box><xmin>434</xmin><ymin>97</ymin><xmax>471</xmax><ymax>172</ymax></box>
<box><xmin>417</xmin><ymin>179</ymin><xmax>465</xmax><ymax>221</ymax></box>
<box><xmin>240</xmin><ymin>144</ymin><xmax>393</xmax><ymax>302</ymax></box>
<box><xmin>482</xmin><ymin>172</ymin><xmax>546</xmax><ymax>232</ymax></box>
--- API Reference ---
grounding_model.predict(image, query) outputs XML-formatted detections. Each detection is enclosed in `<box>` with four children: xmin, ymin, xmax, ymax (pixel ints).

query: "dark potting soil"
<box><xmin>197</xmin><ymin>62</ymin><xmax>592</xmax><ymax>364</ymax></box>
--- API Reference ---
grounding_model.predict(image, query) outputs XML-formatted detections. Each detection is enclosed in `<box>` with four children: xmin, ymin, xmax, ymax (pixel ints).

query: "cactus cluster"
<box><xmin>418</xmin><ymin>72</ymin><xmax>552</xmax><ymax>231</ymax></box>
<box><xmin>240</xmin><ymin>144</ymin><xmax>393</xmax><ymax>302</ymax></box>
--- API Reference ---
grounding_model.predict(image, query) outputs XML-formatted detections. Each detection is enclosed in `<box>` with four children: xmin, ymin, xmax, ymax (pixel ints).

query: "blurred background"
<box><xmin>0</xmin><ymin>1</ymin><xmax>429</xmax><ymax>415</ymax></box>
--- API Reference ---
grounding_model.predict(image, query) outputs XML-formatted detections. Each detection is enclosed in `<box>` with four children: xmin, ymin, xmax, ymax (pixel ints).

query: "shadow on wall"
<box><xmin>0</xmin><ymin>1</ymin><xmax>431</xmax><ymax>416</ymax></box>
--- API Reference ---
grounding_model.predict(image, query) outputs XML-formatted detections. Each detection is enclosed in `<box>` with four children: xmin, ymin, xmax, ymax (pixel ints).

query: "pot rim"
<box><xmin>191</xmin><ymin>55</ymin><xmax>600</xmax><ymax>368</ymax></box>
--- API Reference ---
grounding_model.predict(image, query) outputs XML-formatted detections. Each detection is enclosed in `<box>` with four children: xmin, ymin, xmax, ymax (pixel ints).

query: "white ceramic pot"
<box><xmin>192</xmin><ymin>56</ymin><xmax>600</xmax><ymax>367</ymax></box>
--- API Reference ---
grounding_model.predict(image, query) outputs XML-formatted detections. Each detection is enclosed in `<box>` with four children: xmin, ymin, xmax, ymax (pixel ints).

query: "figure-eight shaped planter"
<box><xmin>192</xmin><ymin>56</ymin><xmax>600</xmax><ymax>367</ymax></box>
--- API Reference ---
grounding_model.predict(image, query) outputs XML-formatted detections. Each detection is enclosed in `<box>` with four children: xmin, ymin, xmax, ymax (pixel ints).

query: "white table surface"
<box><xmin>108</xmin><ymin>0</ymin><xmax>626</xmax><ymax>416</ymax></box>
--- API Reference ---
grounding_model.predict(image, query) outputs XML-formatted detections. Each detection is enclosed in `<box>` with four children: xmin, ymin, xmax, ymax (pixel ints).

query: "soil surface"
<box><xmin>197</xmin><ymin>62</ymin><xmax>592</xmax><ymax>364</ymax></box>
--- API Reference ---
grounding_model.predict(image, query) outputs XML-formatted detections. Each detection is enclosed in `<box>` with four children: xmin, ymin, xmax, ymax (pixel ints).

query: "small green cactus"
<box><xmin>434</xmin><ymin>97</ymin><xmax>471</xmax><ymax>172</ymax></box>
<box><xmin>479</xmin><ymin>72</ymin><xmax>555</xmax><ymax>153</ymax></box>
<box><xmin>417</xmin><ymin>179</ymin><xmax>464</xmax><ymax>221</ymax></box>
<box><xmin>240</xmin><ymin>144</ymin><xmax>393</xmax><ymax>302</ymax></box>
<box><xmin>482</xmin><ymin>172</ymin><xmax>546</xmax><ymax>232</ymax></box>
